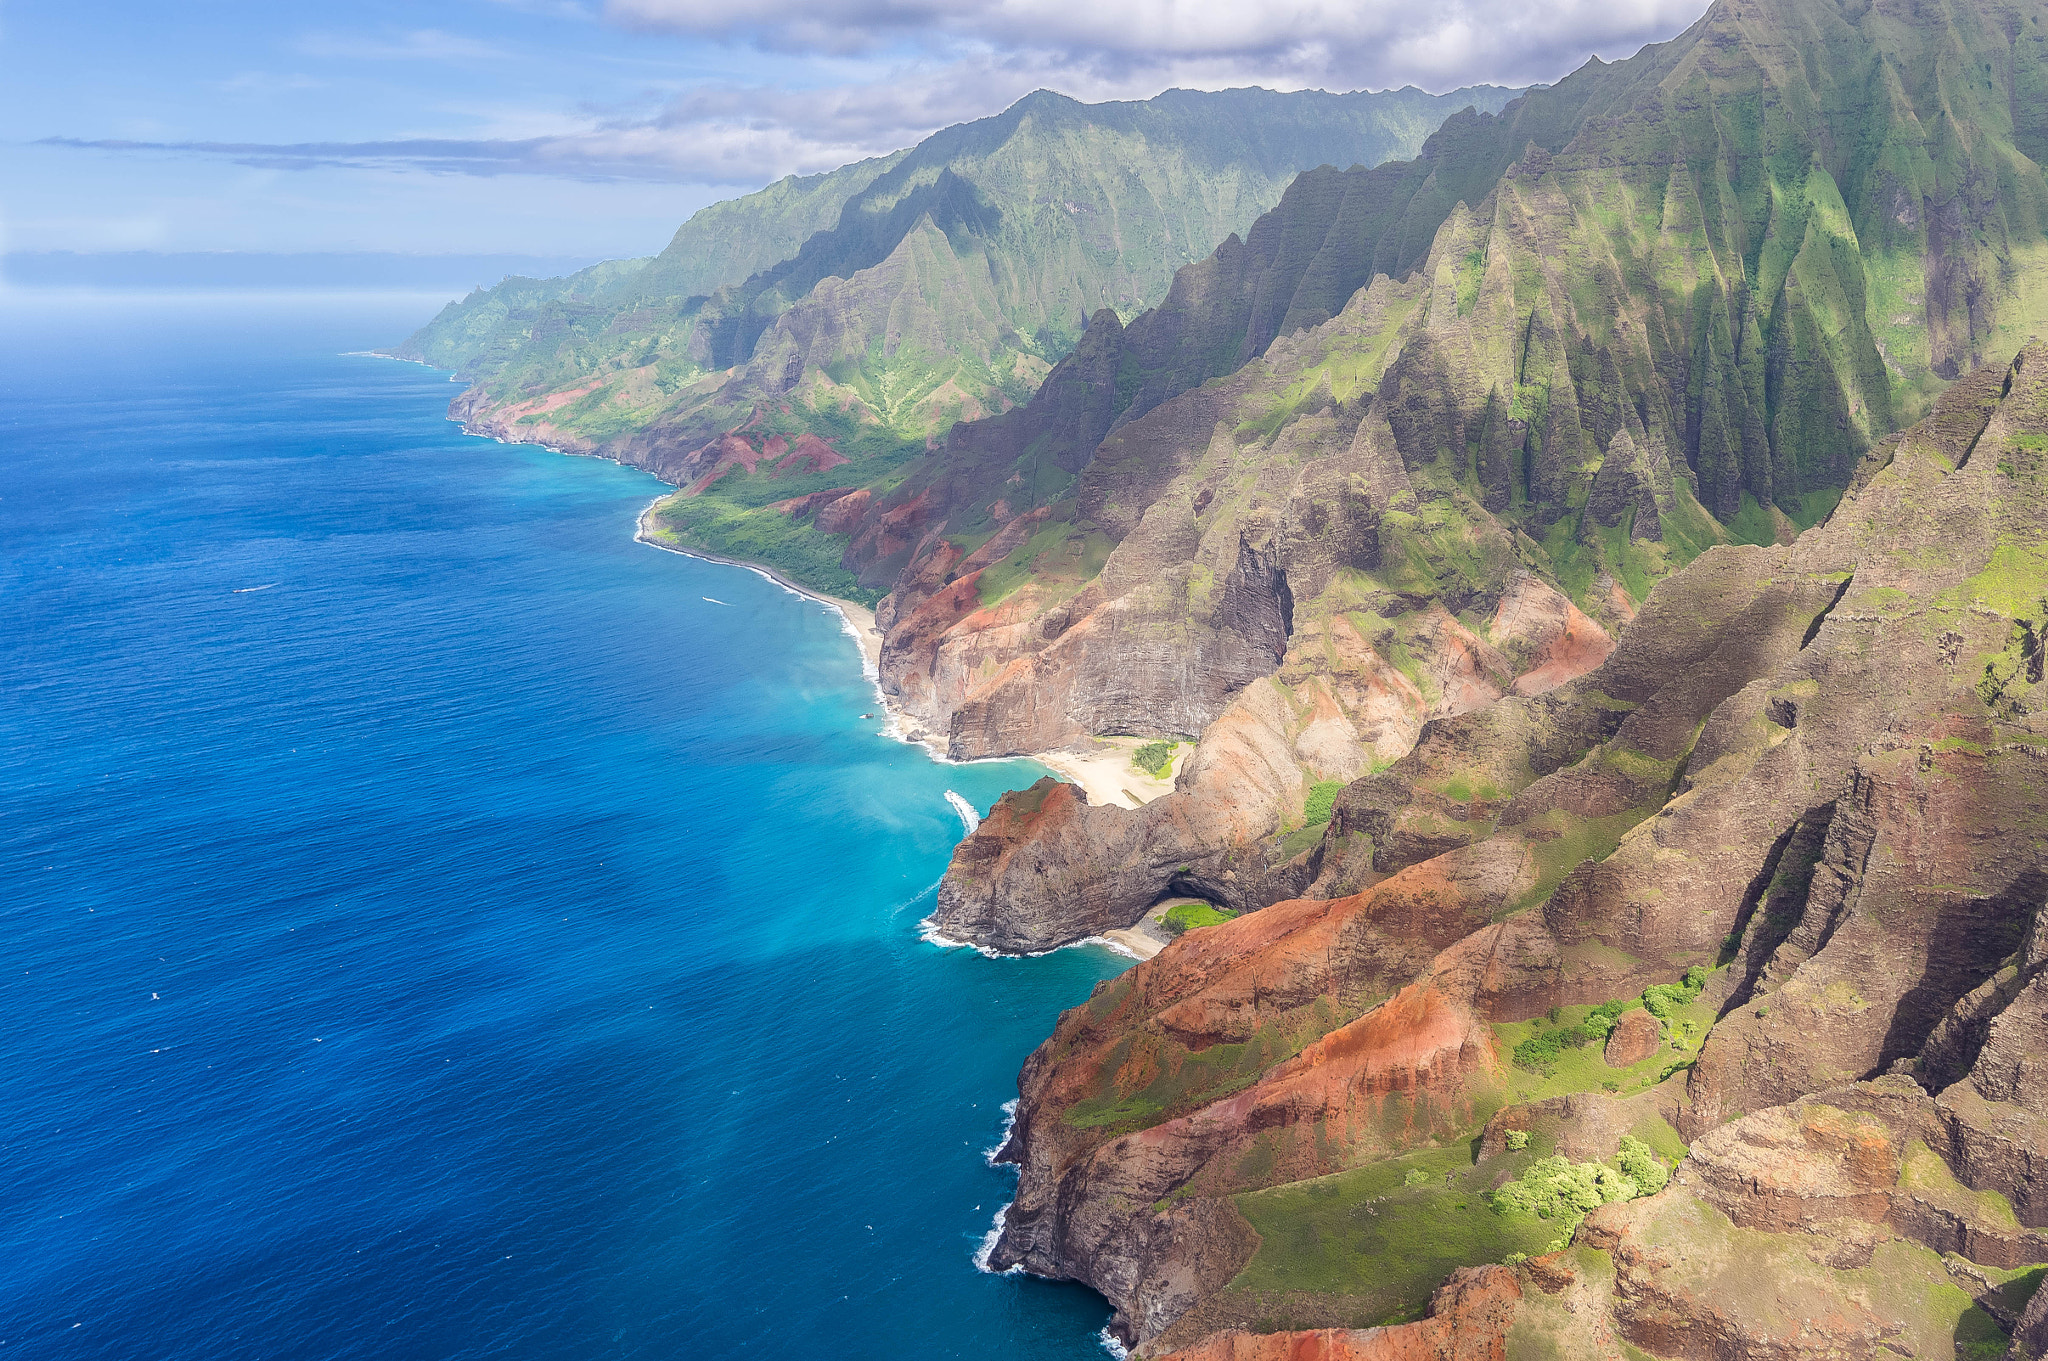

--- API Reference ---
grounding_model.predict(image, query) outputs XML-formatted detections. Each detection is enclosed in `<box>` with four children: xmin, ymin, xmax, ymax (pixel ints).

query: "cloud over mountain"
<box><xmin>40</xmin><ymin>1</ymin><xmax>1711</xmax><ymax>195</ymax></box>
<box><xmin>608</xmin><ymin>0</ymin><xmax>1707</xmax><ymax>88</ymax></box>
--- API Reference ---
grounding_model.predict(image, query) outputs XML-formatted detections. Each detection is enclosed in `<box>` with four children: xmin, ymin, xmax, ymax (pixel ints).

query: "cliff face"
<box><xmin>918</xmin><ymin>0</ymin><xmax>2048</xmax><ymax>952</ymax></box>
<box><xmin>981</xmin><ymin>344</ymin><xmax>2048</xmax><ymax>1355</ymax></box>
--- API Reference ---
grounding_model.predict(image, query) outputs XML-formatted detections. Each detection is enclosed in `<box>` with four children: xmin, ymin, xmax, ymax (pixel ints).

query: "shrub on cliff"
<box><xmin>1583</xmin><ymin>998</ymin><xmax>1634</xmax><ymax>1040</ymax></box>
<box><xmin>1302</xmin><ymin>780</ymin><xmax>1344</xmax><ymax>827</ymax></box>
<box><xmin>1641</xmin><ymin>966</ymin><xmax>1710</xmax><ymax>1020</ymax></box>
<box><xmin>1512</xmin><ymin>1023</ymin><xmax>1593</xmax><ymax>1073</ymax></box>
<box><xmin>1612</xmin><ymin>1135</ymin><xmax>1668</xmax><ymax>1196</ymax></box>
<box><xmin>1491</xmin><ymin>1156</ymin><xmax>1636</xmax><ymax>1224</ymax></box>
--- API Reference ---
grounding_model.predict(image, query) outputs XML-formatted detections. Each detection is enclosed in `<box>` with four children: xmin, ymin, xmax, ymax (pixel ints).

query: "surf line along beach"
<box><xmin>631</xmin><ymin>497</ymin><xmax>1183</xmax><ymax>816</ymax></box>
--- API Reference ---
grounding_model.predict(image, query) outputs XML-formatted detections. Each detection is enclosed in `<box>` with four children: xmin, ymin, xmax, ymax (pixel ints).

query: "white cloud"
<box><xmin>604</xmin><ymin>0</ymin><xmax>1708</xmax><ymax>89</ymax></box>
<box><xmin>48</xmin><ymin>0</ymin><xmax>1712</xmax><ymax>193</ymax></box>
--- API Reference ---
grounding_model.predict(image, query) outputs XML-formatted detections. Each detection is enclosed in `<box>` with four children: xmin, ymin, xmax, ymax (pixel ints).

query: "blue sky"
<box><xmin>2</xmin><ymin>0</ymin><xmax>1710</xmax><ymax>266</ymax></box>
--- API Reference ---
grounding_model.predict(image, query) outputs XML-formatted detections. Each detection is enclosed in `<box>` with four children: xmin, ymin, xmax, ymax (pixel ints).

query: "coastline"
<box><xmin>437</xmin><ymin>394</ymin><xmax>1183</xmax><ymax>971</ymax></box>
<box><xmin>634</xmin><ymin>498</ymin><xmax>885</xmax><ymax>676</ymax></box>
<box><xmin>633</xmin><ymin>498</ymin><xmax>1183</xmax><ymax>810</ymax></box>
<box><xmin>468</xmin><ymin>410</ymin><xmax>1170</xmax><ymax>835</ymax></box>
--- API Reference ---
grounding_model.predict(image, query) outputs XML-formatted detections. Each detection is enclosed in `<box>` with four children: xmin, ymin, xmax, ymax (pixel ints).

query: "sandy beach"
<box><xmin>1033</xmin><ymin>737</ymin><xmax>1188</xmax><ymax>809</ymax></box>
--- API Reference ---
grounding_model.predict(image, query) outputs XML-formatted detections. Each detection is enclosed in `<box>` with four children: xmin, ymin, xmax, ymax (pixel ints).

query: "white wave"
<box><xmin>916</xmin><ymin>920</ymin><xmax>1134</xmax><ymax>962</ymax></box>
<box><xmin>973</xmin><ymin>1202</ymin><xmax>1022</xmax><ymax>1275</ymax></box>
<box><xmin>917</xmin><ymin>917</ymin><xmax>999</xmax><ymax>956</ymax></box>
<box><xmin>1097</xmin><ymin>1327</ymin><xmax>1130</xmax><ymax>1359</ymax></box>
<box><xmin>945</xmin><ymin>790</ymin><xmax>981</xmax><ymax>836</ymax></box>
<box><xmin>836</xmin><ymin>610</ymin><xmax>881</xmax><ymax>682</ymax></box>
<box><xmin>984</xmin><ymin>1098</ymin><xmax>1020</xmax><ymax>1165</ymax></box>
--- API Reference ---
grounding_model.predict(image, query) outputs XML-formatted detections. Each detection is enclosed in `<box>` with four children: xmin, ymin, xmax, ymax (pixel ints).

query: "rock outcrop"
<box><xmin>1156</xmin><ymin>1267</ymin><xmax>1523</xmax><ymax>1361</ymax></box>
<box><xmin>1602</xmin><ymin>1010</ymin><xmax>1660</xmax><ymax>1069</ymax></box>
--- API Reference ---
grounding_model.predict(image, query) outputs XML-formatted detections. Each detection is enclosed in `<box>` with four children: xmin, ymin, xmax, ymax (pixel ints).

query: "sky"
<box><xmin>1</xmin><ymin>0</ymin><xmax>1712</xmax><ymax>274</ymax></box>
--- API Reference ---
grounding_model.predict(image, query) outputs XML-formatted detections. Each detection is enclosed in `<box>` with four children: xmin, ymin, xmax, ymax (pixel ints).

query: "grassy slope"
<box><xmin>1211</xmin><ymin>982</ymin><xmax>1708</xmax><ymax>1331</ymax></box>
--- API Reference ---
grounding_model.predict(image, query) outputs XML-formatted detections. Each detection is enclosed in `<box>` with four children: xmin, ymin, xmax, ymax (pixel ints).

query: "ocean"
<box><xmin>0</xmin><ymin>293</ymin><xmax>1130</xmax><ymax>1359</ymax></box>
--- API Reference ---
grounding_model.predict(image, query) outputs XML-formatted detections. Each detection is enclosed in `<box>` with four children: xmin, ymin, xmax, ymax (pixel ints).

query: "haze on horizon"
<box><xmin>3</xmin><ymin>0</ymin><xmax>1707</xmax><ymax>281</ymax></box>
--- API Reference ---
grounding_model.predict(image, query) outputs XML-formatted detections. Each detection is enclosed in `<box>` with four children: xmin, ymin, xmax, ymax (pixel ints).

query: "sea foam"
<box><xmin>984</xmin><ymin>1098</ymin><xmax>1019</xmax><ymax>1165</ymax></box>
<box><xmin>972</xmin><ymin>1203</ymin><xmax>1022</xmax><ymax>1275</ymax></box>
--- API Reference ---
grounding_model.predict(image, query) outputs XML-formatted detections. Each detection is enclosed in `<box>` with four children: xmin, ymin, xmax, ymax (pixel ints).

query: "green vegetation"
<box><xmin>1641</xmin><ymin>966</ymin><xmax>1710</xmax><ymax>1019</ymax></box>
<box><xmin>1492</xmin><ymin>972</ymin><xmax>1719</xmax><ymax>1102</ymax></box>
<box><xmin>1230</xmin><ymin>1146</ymin><xmax>1560</xmax><ymax>1327</ymax></box>
<box><xmin>1063</xmin><ymin>994</ymin><xmax>1332</xmax><ymax>1135</ymax></box>
<box><xmin>1955</xmin><ymin>1305</ymin><xmax>2011</xmax><ymax>1360</ymax></box>
<box><xmin>394</xmin><ymin>84</ymin><xmax>1521</xmax><ymax>447</ymax></box>
<box><xmin>1612</xmin><ymin>1134</ymin><xmax>1669</xmax><ymax>1196</ymax></box>
<box><xmin>649</xmin><ymin>500</ymin><xmax>882</xmax><ymax>606</ymax></box>
<box><xmin>1512</xmin><ymin>1022</ymin><xmax>1594</xmax><ymax>1074</ymax></box>
<box><xmin>1301</xmin><ymin>780</ymin><xmax>1344</xmax><ymax>827</ymax></box>
<box><xmin>1160</xmin><ymin>901</ymin><xmax>1239</xmax><ymax>936</ymax></box>
<box><xmin>1898</xmin><ymin>1139</ymin><xmax>2024</xmax><ymax>1231</ymax></box>
<box><xmin>1492</xmin><ymin>1157</ymin><xmax>1637</xmax><ymax>1229</ymax></box>
<box><xmin>1504</xmin><ymin>807</ymin><xmax>1656</xmax><ymax>917</ymax></box>
<box><xmin>975</xmin><ymin>522</ymin><xmax>1113</xmax><ymax>608</ymax></box>
<box><xmin>1582</xmin><ymin>997</ymin><xmax>1638</xmax><ymax>1041</ymax></box>
<box><xmin>1490</xmin><ymin>1135</ymin><xmax>1670</xmax><ymax>1246</ymax></box>
<box><xmin>1132</xmin><ymin>740</ymin><xmax>1178</xmax><ymax>777</ymax></box>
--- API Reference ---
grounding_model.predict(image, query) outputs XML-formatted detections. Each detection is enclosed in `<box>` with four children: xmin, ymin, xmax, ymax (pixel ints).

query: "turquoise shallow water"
<box><xmin>0</xmin><ymin>294</ymin><xmax>1128</xmax><ymax>1359</ymax></box>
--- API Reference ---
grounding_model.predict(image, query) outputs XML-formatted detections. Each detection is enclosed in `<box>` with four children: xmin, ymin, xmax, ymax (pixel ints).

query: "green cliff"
<box><xmin>405</xmin><ymin>84</ymin><xmax>1521</xmax><ymax>599</ymax></box>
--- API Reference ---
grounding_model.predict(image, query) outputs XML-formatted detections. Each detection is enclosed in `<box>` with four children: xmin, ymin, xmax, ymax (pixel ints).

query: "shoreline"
<box><xmin>632</xmin><ymin>500</ymin><xmax>1182</xmax><ymax>808</ymax></box>
<box><xmin>630</xmin><ymin>499</ymin><xmax>962</xmax><ymax>759</ymax></box>
<box><xmin>460</xmin><ymin>408</ymin><xmax>1167</xmax><ymax>843</ymax></box>
<box><xmin>634</xmin><ymin>497</ymin><xmax>885</xmax><ymax>676</ymax></box>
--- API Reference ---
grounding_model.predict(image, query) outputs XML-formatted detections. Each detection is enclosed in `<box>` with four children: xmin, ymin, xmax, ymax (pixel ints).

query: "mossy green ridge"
<box><xmin>396</xmin><ymin>85</ymin><xmax>1514</xmax><ymax>419</ymax></box>
<box><xmin>867</xmin><ymin>0</ymin><xmax>2048</xmax><ymax>628</ymax></box>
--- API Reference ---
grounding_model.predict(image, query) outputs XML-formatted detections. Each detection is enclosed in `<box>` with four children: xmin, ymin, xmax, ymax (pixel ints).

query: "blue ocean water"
<box><xmin>0</xmin><ymin>293</ymin><xmax>1129</xmax><ymax>1359</ymax></box>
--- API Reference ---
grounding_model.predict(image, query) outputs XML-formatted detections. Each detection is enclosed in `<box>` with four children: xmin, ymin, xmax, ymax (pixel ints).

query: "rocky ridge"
<box><xmin>978</xmin><ymin>343</ymin><xmax>2048</xmax><ymax>1357</ymax></box>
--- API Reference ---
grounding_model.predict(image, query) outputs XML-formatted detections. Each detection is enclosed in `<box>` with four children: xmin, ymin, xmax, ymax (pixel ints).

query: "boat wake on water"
<box><xmin>944</xmin><ymin>790</ymin><xmax>980</xmax><ymax>835</ymax></box>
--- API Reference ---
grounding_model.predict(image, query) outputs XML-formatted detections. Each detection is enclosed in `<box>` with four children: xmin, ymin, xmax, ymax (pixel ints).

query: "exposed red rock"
<box><xmin>766</xmin><ymin>487</ymin><xmax>859</xmax><ymax>521</ymax></box>
<box><xmin>772</xmin><ymin>432</ymin><xmax>848</xmax><ymax>476</ymax></box>
<box><xmin>1158</xmin><ymin>1268</ymin><xmax>1521</xmax><ymax>1361</ymax></box>
<box><xmin>813</xmin><ymin>487</ymin><xmax>870</xmax><ymax>535</ymax></box>
<box><xmin>1601</xmin><ymin>1010</ymin><xmax>1659</xmax><ymax>1068</ymax></box>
